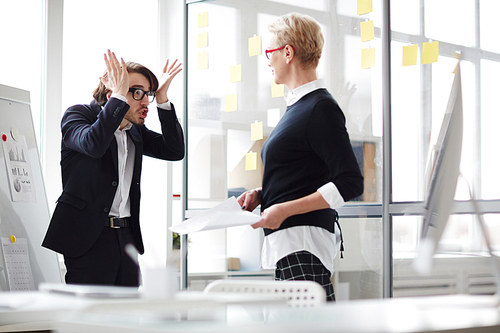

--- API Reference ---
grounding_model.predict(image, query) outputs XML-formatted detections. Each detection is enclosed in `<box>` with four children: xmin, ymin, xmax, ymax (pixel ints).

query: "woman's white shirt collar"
<box><xmin>284</xmin><ymin>79</ymin><xmax>326</xmax><ymax>106</ymax></box>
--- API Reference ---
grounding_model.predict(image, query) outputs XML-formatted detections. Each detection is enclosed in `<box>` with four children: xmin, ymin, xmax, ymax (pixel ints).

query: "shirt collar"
<box><xmin>115</xmin><ymin>122</ymin><xmax>133</xmax><ymax>134</ymax></box>
<box><xmin>284</xmin><ymin>79</ymin><xmax>326</xmax><ymax>106</ymax></box>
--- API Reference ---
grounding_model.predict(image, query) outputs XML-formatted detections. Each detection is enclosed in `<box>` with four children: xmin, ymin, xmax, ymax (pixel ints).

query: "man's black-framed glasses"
<box><xmin>128</xmin><ymin>88</ymin><xmax>156</xmax><ymax>103</ymax></box>
<box><xmin>265</xmin><ymin>45</ymin><xmax>286</xmax><ymax>60</ymax></box>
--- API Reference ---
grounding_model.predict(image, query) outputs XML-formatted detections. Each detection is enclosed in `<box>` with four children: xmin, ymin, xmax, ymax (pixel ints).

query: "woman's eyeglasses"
<box><xmin>265</xmin><ymin>45</ymin><xmax>286</xmax><ymax>60</ymax></box>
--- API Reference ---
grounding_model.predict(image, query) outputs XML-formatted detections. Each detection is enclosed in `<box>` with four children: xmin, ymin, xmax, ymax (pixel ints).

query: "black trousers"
<box><xmin>64</xmin><ymin>226</ymin><xmax>139</xmax><ymax>287</ymax></box>
<box><xmin>275</xmin><ymin>250</ymin><xmax>335</xmax><ymax>302</ymax></box>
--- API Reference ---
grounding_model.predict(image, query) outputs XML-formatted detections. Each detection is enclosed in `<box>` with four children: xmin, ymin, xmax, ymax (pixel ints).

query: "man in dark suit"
<box><xmin>42</xmin><ymin>50</ymin><xmax>185</xmax><ymax>287</ymax></box>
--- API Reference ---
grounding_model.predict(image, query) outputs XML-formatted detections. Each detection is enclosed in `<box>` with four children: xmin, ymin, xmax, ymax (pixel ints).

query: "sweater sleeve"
<box><xmin>306</xmin><ymin>99</ymin><xmax>364</xmax><ymax>202</ymax></box>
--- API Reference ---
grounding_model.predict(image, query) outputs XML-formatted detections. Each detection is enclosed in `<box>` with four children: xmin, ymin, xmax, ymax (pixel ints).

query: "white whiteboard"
<box><xmin>0</xmin><ymin>84</ymin><xmax>61</xmax><ymax>290</ymax></box>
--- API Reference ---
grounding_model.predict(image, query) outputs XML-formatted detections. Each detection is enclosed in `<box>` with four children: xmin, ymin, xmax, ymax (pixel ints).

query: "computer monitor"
<box><xmin>413</xmin><ymin>62</ymin><xmax>463</xmax><ymax>275</ymax></box>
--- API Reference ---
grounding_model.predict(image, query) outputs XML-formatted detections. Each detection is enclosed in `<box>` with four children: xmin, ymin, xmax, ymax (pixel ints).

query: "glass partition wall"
<box><xmin>183</xmin><ymin>0</ymin><xmax>384</xmax><ymax>295</ymax></box>
<box><xmin>183</xmin><ymin>0</ymin><xmax>500</xmax><ymax>299</ymax></box>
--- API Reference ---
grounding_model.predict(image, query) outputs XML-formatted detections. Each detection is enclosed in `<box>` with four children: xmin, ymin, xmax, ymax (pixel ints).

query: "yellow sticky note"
<box><xmin>248</xmin><ymin>35</ymin><xmax>262</xmax><ymax>57</ymax></box>
<box><xmin>197</xmin><ymin>32</ymin><xmax>208</xmax><ymax>48</ymax></box>
<box><xmin>403</xmin><ymin>44</ymin><xmax>418</xmax><ymax>66</ymax></box>
<box><xmin>230</xmin><ymin>64</ymin><xmax>242</xmax><ymax>82</ymax></box>
<box><xmin>271</xmin><ymin>78</ymin><xmax>285</xmax><ymax>98</ymax></box>
<box><xmin>198</xmin><ymin>12</ymin><xmax>208</xmax><ymax>28</ymax></box>
<box><xmin>357</xmin><ymin>0</ymin><xmax>373</xmax><ymax>15</ymax></box>
<box><xmin>225</xmin><ymin>94</ymin><xmax>237</xmax><ymax>112</ymax></box>
<box><xmin>198</xmin><ymin>52</ymin><xmax>208</xmax><ymax>70</ymax></box>
<box><xmin>422</xmin><ymin>41</ymin><xmax>439</xmax><ymax>64</ymax></box>
<box><xmin>245</xmin><ymin>152</ymin><xmax>257</xmax><ymax>171</ymax></box>
<box><xmin>360</xmin><ymin>20</ymin><xmax>374</xmax><ymax>42</ymax></box>
<box><xmin>251</xmin><ymin>121</ymin><xmax>264</xmax><ymax>141</ymax></box>
<box><xmin>361</xmin><ymin>48</ymin><xmax>375</xmax><ymax>69</ymax></box>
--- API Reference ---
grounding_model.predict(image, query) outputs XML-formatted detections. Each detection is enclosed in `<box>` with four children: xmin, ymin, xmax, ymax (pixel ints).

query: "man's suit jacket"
<box><xmin>42</xmin><ymin>97</ymin><xmax>185</xmax><ymax>258</ymax></box>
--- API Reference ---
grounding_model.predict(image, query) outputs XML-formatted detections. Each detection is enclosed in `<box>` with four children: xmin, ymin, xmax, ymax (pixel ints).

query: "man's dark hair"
<box><xmin>93</xmin><ymin>62</ymin><xmax>159</xmax><ymax>106</ymax></box>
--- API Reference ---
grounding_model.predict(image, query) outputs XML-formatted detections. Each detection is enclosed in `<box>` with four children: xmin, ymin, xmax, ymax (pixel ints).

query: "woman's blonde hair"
<box><xmin>268</xmin><ymin>12</ymin><xmax>324</xmax><ymax>70</ymax></box>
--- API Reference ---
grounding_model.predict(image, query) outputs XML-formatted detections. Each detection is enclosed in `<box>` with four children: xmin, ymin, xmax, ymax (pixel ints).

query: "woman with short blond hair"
<box><xmin>238</xmin><ymin>13</ymin><xmax>363</xmax><ymax>302</ymax></box>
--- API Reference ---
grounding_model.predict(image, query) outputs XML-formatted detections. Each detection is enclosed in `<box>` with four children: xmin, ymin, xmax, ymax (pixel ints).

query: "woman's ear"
<box><xmin>106</xmin><ymin>91</ymin><xmax>112</xmax><ymax>100</ymax></box>
<box><xmin>285</xmin><ymin>45</ymin><xmax>294</xmax><ymax>64</ymax></box>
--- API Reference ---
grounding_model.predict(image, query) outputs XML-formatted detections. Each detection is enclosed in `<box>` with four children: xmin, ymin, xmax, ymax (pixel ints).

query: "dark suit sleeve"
<box><xmin>61</xmin><ymin>98</ymin><xmax>129</xmax><ymax>158</ymax></box>
<box><xmin>141</xmin><ymin>103</ymin><xmax>185</xmax><ymax>161</ymax></box>
<box><xmin>307</xmin><ymin>99</ymin><xmax>364</xmax><ymax>202</ymax></box>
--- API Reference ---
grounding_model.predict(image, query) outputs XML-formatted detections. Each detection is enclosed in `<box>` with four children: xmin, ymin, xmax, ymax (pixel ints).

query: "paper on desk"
<box><xmin>170</xmin><ymin>197</ymin><xmax>262</xmax><ymax>235</ymax></box>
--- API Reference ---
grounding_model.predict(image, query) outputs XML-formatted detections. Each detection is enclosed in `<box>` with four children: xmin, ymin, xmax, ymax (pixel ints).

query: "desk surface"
<box><xmin>1</xmin><ymin>291</ymin><xmax>500</xmax><ymax>333</ymax></box>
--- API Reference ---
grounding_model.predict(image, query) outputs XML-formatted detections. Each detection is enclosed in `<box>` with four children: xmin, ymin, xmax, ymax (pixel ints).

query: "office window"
<box><xmin>480</xmin><ymin>60</ymin><xmax>500</xmax><ymax>200</ymax></box>
<box><xmin>394</xmin><ymin>214</ymin><xmax>498</xmax><ymax>297</ymax></box>
<box><xmin>0</xmin><ymin>1</ymin><xmax>44</xmax><ymax>144</ymax></box>
<box><xmin>391</xmin><ymin>0</ymin><xmax>500</xmax><ymax>297</ymax></box>
<box><xmin>62</xmin><ymin>0</ymin><xmax>158</xmax><ymax>110</ymax></box>
<box><xmin>424</xmin><ymin>0</ymin><xmax>475</xmax><ymax>47</ymax></box>
<box><xmin>480</xmin><ymin>0</ymin><xmax>500</xmax><ymax>54</ymax></box>
<box><xmin>390</xmin><ymin>0</ymin><xmax>419</xmax><ymax>35</ymax></box>
<box><xmin>62</xmin><ymin>0</ymin><xmax>173</xmax><ymax>266</ymax></box>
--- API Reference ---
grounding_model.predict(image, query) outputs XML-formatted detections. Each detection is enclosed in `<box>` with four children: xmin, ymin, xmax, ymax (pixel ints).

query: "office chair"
<box><xmin>203</xmin><ymin>279</ymin><xmax>326</xmax><ymax>307</ymax></box>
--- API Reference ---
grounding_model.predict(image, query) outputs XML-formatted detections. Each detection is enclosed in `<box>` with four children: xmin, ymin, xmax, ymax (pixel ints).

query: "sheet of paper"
<box><xmin>198</xmin><ymin>52</ymin><xmax>209</xmax><ymax>70</ymax></box>
<box><xmin>1</xmin><ymin>237</ymin><xmax>35</xmax><ymax>291</ymax></box>
<box><xmin>248</xmin><ymin>35</ymin><xmax>262</xmax><ymax>57</ymax></box>
<box><xmin>362</xmin><ymin>47</ymin><xmax>375</xmax><ymax>69</ymax></box>
<box><xmin>197</xmin><ymin>32</ymin><xmax>208</xmax><ymax>48</ymax></box>
<box><xmin>403</xmin><ymin>44</ymin><xmax>418</xmax><ymax>66</ymax></box>
<box><xmin>360</xmin><ymin>20</ymin><xmax>374</xmax><ymax>42</ymax></box>
<box><xmin>225</xmin><ymin>94</ymin><xmax>238</xmax><ymax>112</ymax></box>
<box><xmin>245</xmin><ymin>151</ymin><xmax>257</xmax><ymax>170</ymax></box>
<box><xmin>170</xmin><ymin>197</ymin><xmax>261</xmax><ymax>235</ymax></box>
<box><xmin>357</xmin><ymin>0</ymin><xmax>373</xmax><ymax>15</ymax></box>
<box><xmin>250</xmin><ymin>121</ymin><xmax>264</xmax><ymax>141</ymax></box>
<box><xmin>198</xmin><ymin>12</ymin><xmax>208</xmax><ymax>28</ymax></box>
<box><xmin>2</xmin><ymin>134</ymin><xmax>35</xmax><ymax>202</ymax></box>
<box><xmin>271</xmin><ymin>78</ymin><xmax>285</xmax><ymax>98</ymax></box>
<box><xmin>422</xmin><ymin>41</ymin><xmax>439</xmax><ymax>64</ymax></box>
<box><xmin>39</xmin><ymin>283</ymin><xmax>140</xmax><ymax>298</ymax></box>
<box><xmin>230</xmin><ymin>64</ymin><xmax>242</xmax><ymax>82</ymax></box>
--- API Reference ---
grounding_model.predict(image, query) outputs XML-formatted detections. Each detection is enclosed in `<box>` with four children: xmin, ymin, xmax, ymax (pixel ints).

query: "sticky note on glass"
<box><xmin>360</xmin><ymin>20</ymin><xmax>374</xmax><ymax>42</ymax></box>
<box><xmin>248</xmin><ymin>35</ymin><xmax>262</xmax><ymax>57</ymax></box>
<box><xmin>198</xmin><ymin>52</ymin><xmax>209</xmax><ymax>70</ymax></box>
<box><xmin>230</xmin><ymin>64</ymin><xmax>242</xmax><ymax>82</ymax></box>
<box><xmin>361</xmin><ymin>48</ymin><xmax>375</xmax><ymax>69</ymax></box>
<box><xmin>357</xmin><ymin>0</ymin><xmax>373</xmax><ymax>15</ymax></box>
<box><xmin>403</xmin><ymin>44</ymin><xmax>418</xmax><ymax>66</ymax></box>
<box><xmin>225</xmin><ymin>94</ymin><xmax>237</xmax><ymax>112</ymax></box>
<box><xmin>422</xmin><ymin>41</ymin><xmax>439</xmax><ymax>64</ymax></box>
<box><xmin>198</xmin><ymin>32</ymin><xmax>208</xmax><ymax>48</ymax></box>
<box><xmin>198</xmin><ymin>12</ymin><xmax>208</xmax><ymax>28</ymax></box>
<box><xmin>245</xmin><ymin>152</ymin><xmax>257</xmax><ymax>171</ymax></box>
<box><xmin>271</xmin><ymin>78</ymin><xmax>285</xmax><ymax>97</ymax></box>
<box><xmin>251</xmin><ymin>121</ymin><xmax>264</xmax><ymax>141</ymax></box>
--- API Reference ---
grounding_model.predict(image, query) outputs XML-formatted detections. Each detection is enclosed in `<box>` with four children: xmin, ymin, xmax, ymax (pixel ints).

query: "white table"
<box><xmin>1</xmin><ymin>291</ymin><xmax>500</xmax><ymax>333</ymax></box>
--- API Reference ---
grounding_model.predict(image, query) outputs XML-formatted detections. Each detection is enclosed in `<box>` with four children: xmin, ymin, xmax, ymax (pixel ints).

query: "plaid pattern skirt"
<box><xmin>275</xmin><ymin>250</ymin><xmax>335</xmax><ymax>302</ymax></box>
